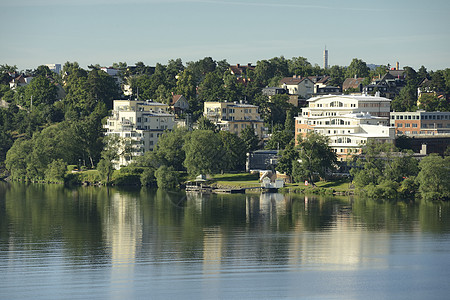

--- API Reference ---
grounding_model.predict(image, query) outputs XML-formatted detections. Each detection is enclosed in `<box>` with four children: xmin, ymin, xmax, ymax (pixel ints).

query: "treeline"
<box><xmin>1</xmin><ymin>57</ymin><xmax>450</xmax><ymax>189</ymax></box>
<box><xmin>350</xmin><ymin>142</ymin><xmax>450</xmax><ymax>201</ymax></box>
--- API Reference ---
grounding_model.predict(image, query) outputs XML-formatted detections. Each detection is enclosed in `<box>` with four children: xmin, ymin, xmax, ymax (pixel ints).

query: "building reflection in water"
<box><xmin>105</xmin><ymin>191</ymin><xmax>142</xmax><ymax>300</ymax></box>
<box><xmin>290</xmin><ymin>195</ymin><xmax>389</xmax><ymax>271</ymax></box>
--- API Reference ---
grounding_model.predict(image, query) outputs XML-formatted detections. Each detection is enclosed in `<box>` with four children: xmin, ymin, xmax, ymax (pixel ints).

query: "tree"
<box><xmin>21</xmin><ymin>75</ymin><xmax>58</xmax><ymax>109</ymax></box>
<box><xmin>219</xmin><ymin>131</ymin><xmax>247</xmax><ymax>171</ymax></box>
<box><xmin>288</xmin><ymin>56</ymin><xmax>313</xmax><ymax>77</ymax></box>
<box><xmin>391</xmin><ymin>85</ymin><xmax>417</xmax><ymax>112</ymax></box>
<box><xmin>183</xmin><ymin>130</ymin><xmax>225</xmax><ymax>175</ymax></box>
<box><xmin>295</xmin><ymin>132</ymin><xmax>337</xmax><ymax>184</ymax></box>
<box><xmin>419</xmin><ymin>93</ymin><xmax>450</xmax><ymax>112</ymax></box>
<box><xmin>416</xmin><ymin>154</ymin><xmax>450</xmax><ymax>201</ymax></box>
<box><xmin>197</xmin><ymin>71</ymin><xmax>224</xmax><ymax>103</ymax></box>
<box><xmin>240</xmin><ymin>126</ymin><xmax>260</xmax><ymax>153</ymax></box>
<box><xmin>5</xmin><ymin>138</ymin><xmax>33</xmax><ymax>181</ymax></box>
<box><xmin>97</xmin><ymin>158</ymin><xmax>115</xmax><ymax>185</ymax></box>
<box><xmin>345</xmin><ymin>58</ymin><xmax>370</xmax><ymax>79</ymax></box>
<box><xmin>417</xmin><ymin>65</ymin><xmax>429</xmax><ymax>82</ymax></box>
<box><xmin>197</xmin><ymin>116</ymin><xmax>217</xmax><ymax>132</ymax></box>
<box><xmin>155</xmin><ymin>165</ymin><xmax>179</xmax><ymax>189</ymax></box>
<box><xmin>265</xmin><ymin>125</ymin><xmax>293</xmax><ymax>150</ymax></box>
<box><xmin>276</xmin><ymin>140</ymin><xmax>299</xmax><ymax>176</ymax></box>
<box><xmin>151</xmin><ymin>127</ymin><xmax>188</xmax><ymax>171</ymax></box>
<box><xmin>45</xmin><ymin>159</ymin><xmax>67</xmax><ymax>183</ymax></box>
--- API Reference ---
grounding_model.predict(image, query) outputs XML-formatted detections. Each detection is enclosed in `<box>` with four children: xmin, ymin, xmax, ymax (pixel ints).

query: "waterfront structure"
<box><xmin>390</xmin><ymin>111</ymin><xmax>450</xmax><ymax>136</ymax></box>
<box><xmin>104</xmin><ymin>99</ymin><xmax>175</xmax><ymax>168</ymax></box>
<box><xmin>203</xmin><ymin>101</ymin><xmax>265</xmax><ymax>138</ymax></box>
<box><xmin>295</xmin><ymin>94</ymin><xmax>394</xmax><ymax>160</ymax></box>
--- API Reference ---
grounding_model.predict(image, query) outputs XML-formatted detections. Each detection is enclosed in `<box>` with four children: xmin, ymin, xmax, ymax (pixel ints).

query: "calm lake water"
<box><xmin>1</xmin><ymin>182</ymin><xmax>450</xmax><ymax>300</ymax></box>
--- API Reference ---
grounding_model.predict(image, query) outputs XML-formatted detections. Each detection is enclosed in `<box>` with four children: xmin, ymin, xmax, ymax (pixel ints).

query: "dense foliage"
<box><xmin>1</xmin><ymin>58</ymin><xmax>449</xmax><ymax>195</ymax></box>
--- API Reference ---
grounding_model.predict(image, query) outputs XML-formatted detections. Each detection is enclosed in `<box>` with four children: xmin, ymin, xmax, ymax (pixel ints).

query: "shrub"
<box><xmin>155</xmin><ymin>165</ymin><xmax>179</xmax><ymax>189</ymax></box>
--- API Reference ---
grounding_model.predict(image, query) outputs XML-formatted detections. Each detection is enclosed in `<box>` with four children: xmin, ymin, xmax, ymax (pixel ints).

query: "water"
<box><xmin>1</xmin><ymin>182</ymin><xmax>450</xmax><ymax>300</ymax></box>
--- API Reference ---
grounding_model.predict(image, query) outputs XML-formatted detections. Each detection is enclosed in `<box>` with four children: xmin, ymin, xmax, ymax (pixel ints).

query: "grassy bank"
<box><xmin>207</xmin><ymin>173</ymin><xmax>353</xmax><ymax>195</ymax></box>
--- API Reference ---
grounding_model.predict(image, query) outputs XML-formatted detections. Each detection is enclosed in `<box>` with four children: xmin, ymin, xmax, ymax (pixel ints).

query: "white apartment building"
<box><xmin>295</xmin><ymin>94</ymin><xmax>394</xmax><ymax>160</ymax></box>
<box><xmin>104</xmin><ymin>100</ymin><xmax>175</xmax><ymax>168</ymax></box>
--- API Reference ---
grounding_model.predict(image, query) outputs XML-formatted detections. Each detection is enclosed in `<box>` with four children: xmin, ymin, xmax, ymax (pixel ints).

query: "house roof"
<box><xmin>279</xmin><ymin>76</ymin><xmax>311</xmax><ymax>85</ymax></box>
<box><xmin>171</xmin><ymin>94</ymin><xmax>184</xmax><ymax>105</ymax></box>
<box><xmin>342</xmin><ymin>78</ymin><xmax>365</xmax><ymax>90</ymax></box>
<box><xmin>308</xmin><ymin>75</ymin><xmax>330</xmax><ymax>84</ymax></box>
<box><xmin>229</xmin><ymin>64</ymin><xmax>255</xmax><ymax>76</ymax></box>
<box><xmin>388</xmin><ymin>69</ymin><xmax>405</xmax><ymax>78</ymax></box>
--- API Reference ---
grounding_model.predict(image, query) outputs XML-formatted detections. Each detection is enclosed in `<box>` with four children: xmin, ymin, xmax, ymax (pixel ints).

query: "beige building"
<box><xmin>104</xmin><ymin>100</ymin><xmax>175</xmax><ymax>168</ymax></box>
<box><xmin>204</xmin><ymin>101</ymin><xmax>265</xmax><ymax>138</ymax></box>
<box><xmin>295</xmin><ymin>95</ymin><xmax>394</xmax><ymax>160</ymax></box>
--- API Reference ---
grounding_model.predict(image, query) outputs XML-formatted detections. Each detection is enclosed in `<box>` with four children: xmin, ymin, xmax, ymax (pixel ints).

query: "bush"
<box><xmin>140</xmin><ymin>168</ymin><xmax>156</xmax><ymax>186</ymax></box>
<box><xmin>45</xmin><ymin>159</ymin><xmax>67</xmax><ymax>183</ymax></box>
<box><xmin>112</xmin><ymin>173</ymin><xmax>140</xmax><ymax>186</ymax></box>
<box><xmin>155</xmin><ymin>165</ymin><xmax>179</xmax><ymax>189</ymax></box>
<box><xmin>67</xmin><ymin>165</ymin><xmax>78</xmax><ymax>172</ymax></box>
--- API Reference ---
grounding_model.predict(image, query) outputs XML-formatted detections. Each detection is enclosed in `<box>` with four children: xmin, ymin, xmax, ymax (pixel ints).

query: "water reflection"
<box><xmin>1</xmin><ymin>182</ymin><xmax>450</xmax><ymax>299</ymax></box>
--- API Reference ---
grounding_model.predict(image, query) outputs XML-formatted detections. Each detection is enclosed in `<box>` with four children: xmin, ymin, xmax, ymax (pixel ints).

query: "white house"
<box><xmin>279</xmin><ymin>76</ymin><xmax>314</xmax><ymax>99</ymax></box>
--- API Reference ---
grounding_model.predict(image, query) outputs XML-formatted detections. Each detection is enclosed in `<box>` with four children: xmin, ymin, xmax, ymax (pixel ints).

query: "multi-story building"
<box><xmin>204</xmin><ymin>101</ymin><xmax>265</xmax><ymax>138</ymax></box>
<box><xmin>104</xmin><ymin>100</ymin><xmax>175</xmax><ymax>168</ymax></box>
<box><xmin>295</xmin><ymin>94</ymin><xmax>394</xmax><ymax>160</ymax></box>
<box><xmin>390</xmin><ymin>111</ymin><xmax>450</xmax><ymax>136</ymax></box>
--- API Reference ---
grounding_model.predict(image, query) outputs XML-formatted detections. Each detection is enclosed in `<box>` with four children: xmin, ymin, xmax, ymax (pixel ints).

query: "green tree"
<box><xmin>345</xmin><ymin>58</ymin><xmax>370</xmax><ymax>79</ymax></box>
<box><xmin>240</xmin><ymin>126</ymin><xmax>260</xmax><ymax>152</ymax></box>
<box><xmin>391</xmin><ymin>84</ymin><xmax>417</xmax><ymax>112</ymax></box>
<box><xmin>197</xmin><ymin>71</ymin><xmax>224</xmax><ymax>103</ymax></box>
<box><xmin>197</xmin><ymin>116</ymin><xmax>217</xmax><ymax>132</ymax></box>
<box><xmin>296</xmin><ymin>132</ymin><xmax>337</xmax><ymax>184</ymax></box>
<box><xmin>140</xmin><ymin>168</ymin><xmax>156</xmax><ymax>186</ymax></box>
<box><xmin>183</xmin><ymin>130</ymin><xmax>225</xmax><ymax>175</ymax></box>
<box><xmin>155</xmin><ymin>165</ymin><xmax>179</xmax><ymax>189</ymax></box>
<box><xmin>21</xmin><ymin>75</ymin><xmax>58</xmax><ymax>109</ymax></box>
<box><xmin>5</xmin><ymin>138</ymin><xmax>33</xmax><ymax>181</ymax></box>
<box><xmin>416</xmin><ymin>154</ymin><xmax>450</xmax><ymax>201</ymax></box>
<box><xmin>276</xmin><ymin>140</ymin><xmax>299</xmax><ymax>176</ymax></box>
<box><xmin>97</xmin><ymin>158</ymin><xmax>115</xmax><ymax>185</ymax></box>
<box><xmin>219</xmin><ymin>131</ymin><xmax>246</xmax><ymax>171</ymax></box>
<box><xmin>265</xmin><ymin>126</ymin><xmax>293</xmax><ymax>150</ymax></box>
<box><xmin>419</xmin><ymin>93</ymin><xmax>450</xmax><ymax>111</ymax></box>
<box><xmin>151</xmin><ymin>127</ymin><xmax>188</xmax><ymax>171</ymax></box>
<box><xmin>288</xmin><ymin>56</ymin><xmax>313</xmax><ymax>77</ymax></box>
<box><xmin>45</xmin><ymin>159</ymin><xmax>67</xmax><ymax>183</ymax></box>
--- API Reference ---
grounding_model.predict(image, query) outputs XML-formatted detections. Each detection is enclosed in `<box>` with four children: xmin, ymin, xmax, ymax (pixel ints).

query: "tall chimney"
<box><xmin>396</xmin><ymin>61</ymin><xmax>399</xmax><ymax>70</ymax></box>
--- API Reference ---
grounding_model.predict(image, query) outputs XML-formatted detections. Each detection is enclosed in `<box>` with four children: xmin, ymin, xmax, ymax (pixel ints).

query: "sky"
<box><xmin>1</xmin><ymin>0</ymin><xmax>449</xmax><ymax>71</ymax></box>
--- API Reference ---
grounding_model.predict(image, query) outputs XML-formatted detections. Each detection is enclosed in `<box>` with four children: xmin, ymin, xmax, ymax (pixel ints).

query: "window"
<box><xmin>405</xmin><ymin>123</ymin><xmax>410</xmax><ymax>128</ymax></box>
<box><xmin>412</xmin><ymin>124</ymin><xmax>418</xmax><ymax>128</ymax></box>
<box><xmin>397</xmin><ymin>123</ymin><xmax>403</xmax><ymax>127</ymax></box>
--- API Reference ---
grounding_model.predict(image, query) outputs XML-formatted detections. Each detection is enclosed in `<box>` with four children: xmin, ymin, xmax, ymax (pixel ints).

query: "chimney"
<box><xmin>236</xmin><ymin>63</ymin><xmax>240</xmax><ymax>68</ymax></box>
<box><xmin>396</xmin><ymin>61</ymin><xmax>399</xmax><ymax>70</ymax></box>
<box><xmin>248</xmin><ymin>63</ymin><xmax>252</xmax><ymax>67</ymax></box>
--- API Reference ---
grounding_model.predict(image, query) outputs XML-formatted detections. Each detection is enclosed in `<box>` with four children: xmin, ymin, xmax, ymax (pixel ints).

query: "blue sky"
<box><xmin>1</xmin><ymin>0</ymin><xmax>449</xmax><ymax>71</ymax></box>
